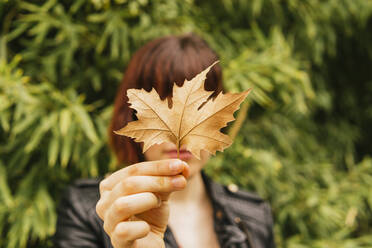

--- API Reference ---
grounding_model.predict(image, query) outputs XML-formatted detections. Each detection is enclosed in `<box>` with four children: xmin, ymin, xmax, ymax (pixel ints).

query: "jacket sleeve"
<box><xmin>53</xmin><ymin>185</ymin><xmax>104</xmax><ymax>248</ymax></box>
<box><xmin>264</xmin><ymin>203</ymin><xmax>276</xmax><ymax>248</ymax></box>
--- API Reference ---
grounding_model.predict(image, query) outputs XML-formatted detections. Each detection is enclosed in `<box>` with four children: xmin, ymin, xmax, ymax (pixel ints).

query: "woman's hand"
<box><xmin>96</xmin><ymin>159</ymin><xmax>189</xmax><ymax>248</ymax></box>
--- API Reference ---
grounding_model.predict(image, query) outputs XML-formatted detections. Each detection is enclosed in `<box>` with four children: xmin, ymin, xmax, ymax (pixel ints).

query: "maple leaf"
<box><xmin>114</xmin><ymin>61</ymin><xmax>251</xmax><ymax>159</ymax></box>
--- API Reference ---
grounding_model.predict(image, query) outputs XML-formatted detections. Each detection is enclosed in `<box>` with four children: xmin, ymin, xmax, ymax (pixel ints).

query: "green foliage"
<box><xmin>1</xmin><ymin>0</ymin><xmax>372</xmax><ymax>247</ymax></box>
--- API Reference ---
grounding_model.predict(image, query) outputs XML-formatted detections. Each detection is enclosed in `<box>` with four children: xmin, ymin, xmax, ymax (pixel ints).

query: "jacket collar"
<box><xmin>201</xmin><ymin>171</ymin><xmax>248</xmax><ymax>246</ymax></box>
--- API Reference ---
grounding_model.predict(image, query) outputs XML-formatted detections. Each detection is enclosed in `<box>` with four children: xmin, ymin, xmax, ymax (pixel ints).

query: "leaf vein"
<box><xmin>131</xmin><ymin>92</ymin><xmax>176</xmax><ymax>138</ymax></box>
<box><xmin>188</xmin><ymin>133</ymin><xmax>230</xmax><ymax>145</ymax></box>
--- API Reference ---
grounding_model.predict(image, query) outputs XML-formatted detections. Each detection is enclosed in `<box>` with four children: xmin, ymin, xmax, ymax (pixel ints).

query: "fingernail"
<box><xmin>169</xmin><ymin>160</ymin><xmax>182</xmax><ymax>172</ymax></box>
<box><xmin>171</xmin><ymin>176</ymin><xmax>185</xmax><ymax>189</ymax></box>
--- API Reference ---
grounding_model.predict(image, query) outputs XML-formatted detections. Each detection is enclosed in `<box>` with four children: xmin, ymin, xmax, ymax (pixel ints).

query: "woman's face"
<box><xmin>144</xmin><ymin>142</ymin><xmax>210</xmax><ymax>178</ymax></box>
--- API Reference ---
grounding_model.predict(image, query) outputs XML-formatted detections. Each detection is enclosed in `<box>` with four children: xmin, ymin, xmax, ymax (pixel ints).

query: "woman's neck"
<box><xmin>167</xmin><ymin>171</ymin><xmax>220</xmax><ymax>248</ymax></box>
<box><xmin>169</xmin><ymin>172</ymin><xmax>206</xmax><ymax>206</ymax></box>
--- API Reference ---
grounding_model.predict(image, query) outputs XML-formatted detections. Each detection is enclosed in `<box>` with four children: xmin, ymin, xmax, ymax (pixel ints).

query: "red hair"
<box><xmin>109</xmin><ymin>34</ymin><xmax>223</xmax><ymax>165</ymax></box>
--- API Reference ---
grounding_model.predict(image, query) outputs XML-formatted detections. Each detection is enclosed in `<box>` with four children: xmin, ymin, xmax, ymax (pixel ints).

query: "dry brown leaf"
<box><xmin>114</xmin><ymin>61</ymin><xmax>251</xmax><ymax>159</ymax></box>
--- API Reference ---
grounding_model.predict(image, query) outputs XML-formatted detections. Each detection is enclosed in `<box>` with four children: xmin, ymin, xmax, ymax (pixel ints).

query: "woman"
<box><xmin>54</xmin><ymin>34</ymin><xmax>275</xmax><ymax>248</ymax></box>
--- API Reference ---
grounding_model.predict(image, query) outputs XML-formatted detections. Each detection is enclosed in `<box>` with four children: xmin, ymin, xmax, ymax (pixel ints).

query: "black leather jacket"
<box><xmin>54</xmin><ymin>172</ymin><xmax>275</xmax><ymax>248</ymax></box>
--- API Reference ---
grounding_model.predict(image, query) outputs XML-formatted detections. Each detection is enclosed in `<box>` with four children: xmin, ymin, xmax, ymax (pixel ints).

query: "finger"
<box><xmin>103</xmin><ymin>192</ymin><xmax>160</xmax><ymax>235</ymax></box>
<box><xmin>110</xmin><ymin>221</ymin><xmax>150</xmax><ymax>248</ymax></box>
<box><xmin>98</xmin><ymin>175</ymin><xmax>186</xmax><ymax>218</ymax></box>
<box><xmin>99</xmin><ymin>159</ymin><xmax>189</xmax><ymax>194</ymax></box>
<box><xmin>127</xmin><ymin>159</ymin><xmax>190</xmax><ymax>178</ymax></box>
<box><xmin>109</xmin><ymin>175</ymin><xmax>187</xmax><ymax>204</ymax></box>
<box><xmin>96</xmin><ymin>191</ymin><xmax>111</xmax><ymax>220</ymax></box>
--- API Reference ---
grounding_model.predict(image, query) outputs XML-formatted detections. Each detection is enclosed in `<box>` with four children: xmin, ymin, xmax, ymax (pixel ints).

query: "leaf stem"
<box><xmin>176</xmin><ymin>139</ymin><xmax>180</xmax><ymax>159</ymax></box>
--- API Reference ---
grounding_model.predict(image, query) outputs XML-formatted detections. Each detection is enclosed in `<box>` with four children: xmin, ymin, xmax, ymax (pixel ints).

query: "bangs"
<box><xmin>135</xmin><ymin>34</ymin><xmax>222</xmax><ymax>99</ymax></box>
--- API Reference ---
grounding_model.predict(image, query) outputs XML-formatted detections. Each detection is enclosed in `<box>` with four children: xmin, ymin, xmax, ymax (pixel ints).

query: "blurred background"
<box><xmin>1</xmin><ymin>0</ymin><xmax>372</xmax><ymax>247</ymax></box>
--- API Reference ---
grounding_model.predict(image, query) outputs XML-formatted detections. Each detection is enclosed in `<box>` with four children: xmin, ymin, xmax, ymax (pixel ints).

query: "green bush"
<box><xmin>1</xmin><ymin>0</ymin><xmax>372</xmax><ymax>247</ymax></box>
